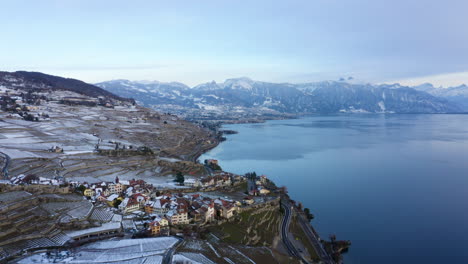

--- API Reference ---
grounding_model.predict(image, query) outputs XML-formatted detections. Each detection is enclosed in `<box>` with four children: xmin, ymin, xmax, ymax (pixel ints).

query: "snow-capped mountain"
<box><xmin>413</xmin><ymin>84</ymin><xmax>468</xmax><ymax>111</ymax></box>
<box><xmin>96</xmin><ymin>79</ymin><xmax>191</xmax><ymax>107</ymax></box>
<box><xmin>96</xmin><ymin>78</ymin><xmax>463</xmax><ymax>118</ymax></box>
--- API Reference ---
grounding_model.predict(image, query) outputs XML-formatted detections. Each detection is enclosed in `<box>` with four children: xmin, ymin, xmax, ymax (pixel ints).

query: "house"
<box><xmin>94</xmin><ymin>185</ymin><xmax>106</xmax><ymax>196</ymax></box>
<box><xmin>155</xmin><ymin>216</ymin><xmax>169</xmax><ymax>227</ymax></box>
<box><xmin>132</xmin><ymin>193</ymin><xmax>148</xmax><ymax>207</ymax></box>
<box><xmin>205</xmin><ymin>159</ymin><xmax>218</xmax><ymax>166</ymax></box>
<box><xmin>199</xmin><ymin>202</ymin><xmax>215</xmax><ymax>223</ymax></box>
<box><xmin>166</xmin><ymin>201</ymin><xmax>189</xmax><ymax>225</ymax></box>
<box><xmin>84</xmin><ymin>188</ymin><xmax>95</xmax><ymax>197</ymax></box>
<box><xmin>200</xmin><ymin>177</ymin><xmax>215</xmax><ymax>188</ymax></box>
<box><xmin>214</xmin><ymin>199</ymin><xmax>238</xmax><ymax>219</ymax></box>
<box><xmin>119</xmin><ymin>197</ymin><xmax>140</xmax><ymax>213</ymax></box>
<box><xmin>259</xmin><ymin>188</ymin><xmax>270</xmax><ymax>195</ymax></box>
<box><xmin>149</xmin><ymin>221</ymin><xmax>161</xmax><ymax>236</ymax></box>
<box><xmin>151</xmin><ymin>198</ymin><xmax>173</xmax><ymax>214</ymax></box>
<box><xmin>214</xmin><ymin>175</ymin><xmax>231</xmax><ymax>186</ymax></box>
<box><xmin>184</xmin><ymin>178</ymin><xmax>200</xmax><ymax>187</ymax></box>
<box><xmin>96</xmin><ymin>195</ymin><xmax>107</xmax><ymax>202</ymax></box>
<box><xmin>166</xmin><ymin>209</ymin><xmax>189</xmax><ymax>225</ymax></box>
<box><xmin>243</xmin><ymin>196</ymin><xmax>254</xmax><ymax>205</ymax></box>
<box><xmin>129</xmin><ymin>179</ymin><xmax>146</xmax><ymax>188</ymax></box>
<box><xmin>190</xmin><ymin>209</ymin><xmax>203</xmax><ymax>223</ymax></box>
<box><xmin>108</xmin><ymin>182</ymin><xmax>124</xmax><ymax>195</ymax></box>
<box><xmin>106</xmin><ymin>194</ymin><xmax>120</xmax><ymax>206</ymax></box>
<box><xmin>144</xmin><ymin>201</ymin><xmax>155</xmax><ymax>214</ymax></box>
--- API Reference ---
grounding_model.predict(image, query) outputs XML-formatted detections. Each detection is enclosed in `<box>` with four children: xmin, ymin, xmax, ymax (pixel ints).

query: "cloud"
<box><xmin>393</xmin><ymin>71</ymin><xmax>468</xmax><ymax>87</ymax></box>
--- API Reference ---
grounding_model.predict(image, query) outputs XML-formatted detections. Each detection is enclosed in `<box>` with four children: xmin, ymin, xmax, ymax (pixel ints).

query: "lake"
<box><xmin>200</xmin><ymin>114</ymin><xmax>468</xmax><ymax>264</ymax></box>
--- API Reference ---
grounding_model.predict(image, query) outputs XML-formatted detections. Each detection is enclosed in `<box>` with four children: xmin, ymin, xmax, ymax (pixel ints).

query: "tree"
<box><xmin>279</xmin><ymin>203</ymin><xmax>285</xmax><ymax>214</ymax></box>
<box><xmin>304</xmin><ymin>208</ymin><xmax>314</xmax><ymax>221</ymax></box>
<box><xmin>113</xmin><ymin>199</ymin><xmax>122</xmax><ymax>208</ymax></box>
<box><xmin>297</xmin><ymin>202</ymin><xmax>303</xmax><ymax>210</ymax></box>
<box><xmin>245</xmin><ymin>172</ymin><xmax>257</xmax><ymax>180</ymax></box>
<box><xmin>279</xmin><ymin>186</ymin><xmax>288</xmax><ymax>194</ymax></box>
<box><xmin>76</xmin><ymin>185</ymin><xmax>86</xmax><ymax>194</ymax></box>
<box><xmin>174</xmin><ymin>171</ymin><xmax>185</xmax><ymax>185</ymax></box>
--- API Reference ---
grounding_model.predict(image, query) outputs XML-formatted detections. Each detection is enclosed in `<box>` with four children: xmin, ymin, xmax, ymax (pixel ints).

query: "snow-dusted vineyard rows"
<box><xmin>16</xmin><ymin>237</ymin><xmax>178</xmax><ymax>264</ymax></box>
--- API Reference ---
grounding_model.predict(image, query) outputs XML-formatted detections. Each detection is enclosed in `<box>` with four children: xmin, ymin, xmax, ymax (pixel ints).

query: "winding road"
<box><xmin>280</xmin><ymin>200</ymin><xmax>309</xmax><ymax>263</ymax></box>
<box><xmin>281</xmin><ymin>200</ymin><xmax>335</xmax><ymax>264</ymax></box>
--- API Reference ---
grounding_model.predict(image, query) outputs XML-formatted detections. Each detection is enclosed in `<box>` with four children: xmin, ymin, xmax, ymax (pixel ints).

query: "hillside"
<box><xmin>0</xmin><ymin>72</ymin><xmax>217</xmax><ymax>185</ymax></box>
<box><xmin>0</xmin><ymin>71</ymin><xmax>134</xmax><ymax>103</ymax></box>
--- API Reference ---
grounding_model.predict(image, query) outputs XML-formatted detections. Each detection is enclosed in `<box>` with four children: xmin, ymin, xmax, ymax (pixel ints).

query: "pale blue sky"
<box><xmin>2</xmin><ymin>0</ymin><xmax>468</xmax><ymax>86</ymax></box>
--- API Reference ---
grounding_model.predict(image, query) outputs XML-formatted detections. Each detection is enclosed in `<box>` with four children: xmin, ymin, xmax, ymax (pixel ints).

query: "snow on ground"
<box><xmin>195</xmin><ymin>103</ymin><xmax>221</xmax><ymax>111</ymax></box>
<box><xmin>206</xmin><ymin>242</ymin><xmax>221</xmax><ymax>258</ymax></box>
<box><xmin>172</xmin><ymin>254</ymin><xmax>203</xmax><ymax>264</ymax></box>
<box><xmin>0</xmin><ymin>133</ymin><xmax>41</xmax><ymax>144</ymax></box>
<box><xmin>17</xmin><ymin>237</ymin><xmax>175</xmax><ymax>263</ymax></box>
<box><xmin>89</xmin><ymin>236</ymin><xmax>177</xmax><ymax>249</ymax></box>
<box><xmin>179</xmin><ymin>253</ymin><xmax>216</xmax><ymax>264</ymax></box>
<box><xmin>1</xmin><ymin>148</ymin><xmax>39</xmax><ymax>159</ymax></box>
<box><xmin>64</xmin><ymin>150</ymin><xmax>94</xmax><ymax>155</ymax></box>
<box><xmin>160</xmin><ymin>157</ymin><xmax>181</xmax><ymax>162</ymax></box>
<box><xmin>183</xmin><ymin>240</ymin><xmax>206</xmax><ymax>251</ymax></box>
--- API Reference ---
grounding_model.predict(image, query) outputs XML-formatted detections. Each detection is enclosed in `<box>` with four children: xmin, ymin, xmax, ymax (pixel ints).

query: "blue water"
<box><xmin>200</xmin><ymin>114</ymin><xmax>468</xmax><ymax>264</ymax></box>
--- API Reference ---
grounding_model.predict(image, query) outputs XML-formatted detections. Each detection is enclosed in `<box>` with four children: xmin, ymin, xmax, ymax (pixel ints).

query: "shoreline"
<box><xmin>195</xmin><ymin>118</ymin><xmax>350</xmax><ymax>263</ymax></box>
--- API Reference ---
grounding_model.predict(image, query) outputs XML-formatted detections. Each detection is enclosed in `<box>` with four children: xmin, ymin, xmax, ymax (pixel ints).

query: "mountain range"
<box><xmin>1</xmin><ymin>71</ymin><xmax>465</xmax><ymax>119</ymax></box>
<box><xmin>96</xmin><ymin>78</ymin><xmax>468</xmax><ymax>118</ymax></box>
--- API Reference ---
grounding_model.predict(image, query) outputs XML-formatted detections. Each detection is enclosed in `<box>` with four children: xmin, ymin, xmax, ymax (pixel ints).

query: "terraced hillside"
<box><xmin>0</xmin><ymin>191</ymin><xmax>120</xmax><ymax>262</ymax></box>
<box><xmin>0</xmin><ymin>89</ymin><xmax>216</xmax><ymax>184</ymax></box>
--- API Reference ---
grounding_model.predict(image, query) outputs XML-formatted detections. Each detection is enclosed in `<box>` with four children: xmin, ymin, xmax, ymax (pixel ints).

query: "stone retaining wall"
<box><xmin>0</xmin><ymin>184</ymin><xmax>70</xmax><ymax>194</ymax></box>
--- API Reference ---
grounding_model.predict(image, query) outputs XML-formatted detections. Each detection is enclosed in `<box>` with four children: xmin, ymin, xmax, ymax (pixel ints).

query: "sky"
<box><xmin>1</xmin><ymin>0</ymin><xmax>468</xmax><ymax>87</ymax></box>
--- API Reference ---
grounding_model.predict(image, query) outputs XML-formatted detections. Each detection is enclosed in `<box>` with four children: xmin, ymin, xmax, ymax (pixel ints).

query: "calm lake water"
<box><xmin>200</xmin><ymin>114</ymin><xmax>468</xmax><ymax>264</ymax></box>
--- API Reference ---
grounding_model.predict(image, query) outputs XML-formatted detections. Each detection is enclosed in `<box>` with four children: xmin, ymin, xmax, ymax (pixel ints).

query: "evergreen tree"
<box><xmin>174</xmin><ymin>171</ymin><xmax>185</xmax><ymax>185</ymax></box>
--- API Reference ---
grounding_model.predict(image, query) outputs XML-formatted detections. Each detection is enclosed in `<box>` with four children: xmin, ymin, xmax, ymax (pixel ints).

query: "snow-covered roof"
<box><xmin>107</xmin><ymin>194</ymin><xmax>119</xmax><ymax>201</ymax></box>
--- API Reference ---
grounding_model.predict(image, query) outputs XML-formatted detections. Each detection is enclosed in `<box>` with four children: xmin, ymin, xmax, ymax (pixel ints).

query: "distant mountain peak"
<box><xmin>193</xmin><ymin>80</ymin><xmax>221</xmax><ymax>90</ymax></box>
<box><xmin>223</xmin><ymin>77</ymin><xmax>255</xmax><ymax>90</ymax></box>
<box><xmin>412</xmin><ymin>83</ymin><xmax>435</xmax><ymax>92</ymax></box>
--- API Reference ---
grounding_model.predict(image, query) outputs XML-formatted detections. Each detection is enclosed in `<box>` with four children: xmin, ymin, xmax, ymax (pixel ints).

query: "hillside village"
<box><xmin>0</xmin><ymin>168</ymin><xmax>282</xmax><ymax>262</ymax></box>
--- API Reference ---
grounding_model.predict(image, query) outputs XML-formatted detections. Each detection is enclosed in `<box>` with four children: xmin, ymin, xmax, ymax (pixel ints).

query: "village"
<box><xmin>0</xmin><ymin>161</ymin><xmax>278</xmax><ymax>246</ymax></box>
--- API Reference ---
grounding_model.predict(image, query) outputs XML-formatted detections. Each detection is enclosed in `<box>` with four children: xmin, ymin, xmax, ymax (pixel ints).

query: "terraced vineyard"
<box><xmin>0</xmin><ymin>191</ymin><xmax>119</xmax><ymax>262</ymax></box>
<box><xmin>210</xmin><ymin>205</ymin><xmax>282</xmax><ymax>246</ymax></box>
<box><xmin>0</xmin><ymin>94</ymin><xmax>217</xmax><ymax>186</ymax></box>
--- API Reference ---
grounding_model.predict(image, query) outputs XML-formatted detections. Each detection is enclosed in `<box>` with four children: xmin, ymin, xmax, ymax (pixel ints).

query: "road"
<box><xmin>281</xmin><ymin>200</ymin><xmax>335</xmax><ymax>264</ymax></box>
<box><xmin>162</xmin><ymin>236</ymin><xmax>183</xmax><ymax>264</ymax></box>
<box><xmin>280</xmin><ymin>201</ymin><xmax>309</xmax><ymax>263</ymax></box>
<box><xmin>295</xmin><ymin>210</ymin><xmax>335</xmax><ymax>264</ymax></box>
